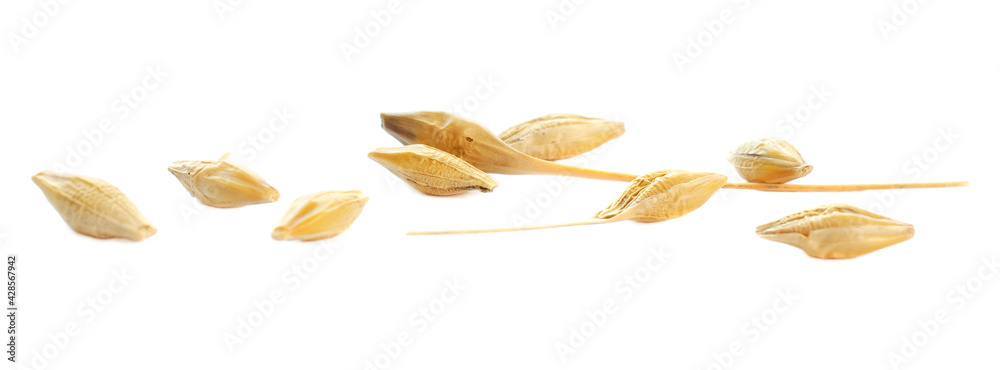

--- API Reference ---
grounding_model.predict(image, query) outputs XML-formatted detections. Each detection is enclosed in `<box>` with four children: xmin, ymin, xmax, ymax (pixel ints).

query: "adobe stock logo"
<box><xmin>340</xmin><ymin>0</ymin><xmax>414</xmax><ymax>64</ymax></box>
<box><xmin>7</xmin><ymin>0</ymin><xmax>71</xmax><ymax>54</ymax></box>
<box><xmin>362</xmin><ymin>278</ymin><xmax>467</xmax><ymax>370</ymax></box>
<box><xmin>555</xmin><ymin>246</ymin><xmax>670</xmax><ymax>362</ymax></box>
<box><xmin>445</xmin><ymin>74</ymin><xmax>500</xmax><ymax>118</ymax></box>
<box><xmin>18</xmin><ymin>269</ymin><xmax>133</xmax><ymax>370</ymax></box>
<box><xmin>233</xmin><ymin>106</ymin><xmax>296</xmax><ymax>163</ymax></box>
<box><xmin>671</xmin><ymin>0</ymin><xmax>752</xmax><ymax>73</ymax></box>
<box><xmin>543</xmin><ymin>0</ymin><xmax>588</xmax><ymax>30</ymax></box>
<box><xmin>866</xmin><ymin>126</ymin><xmax>959</xmax><ymax>215</ymax></box>
<box><xmin>886</xmin><ymin>255</ymin><xmax>997</xmax><ymax>369</ymax></box>
<box><xmin>223</xmin><ymin>240</ymin><xmax>342</xmax><ymax>353</ymax></box>
<box><xmin>696</xmin><ymin>288</ymin><xmax>797</xmax><ymax>370</ymax></box>
<box><xmin>50</xmin><ymin>65</ymin><xmax>168</xmax><ymax>172</ymax></box>
<box><xmin>773</xmin><ymin>85</ymin><xmax>834</xmax><ymax>139</ymax></box>
<box><xmin>213</xmin><ymin>0</ymin><xmax>245</xmax><ymax>21</ymax></box>
<box><xmin>876</xmin><ymin>0</ymin><xmax>930</xmax><ymax>41</ymax></box>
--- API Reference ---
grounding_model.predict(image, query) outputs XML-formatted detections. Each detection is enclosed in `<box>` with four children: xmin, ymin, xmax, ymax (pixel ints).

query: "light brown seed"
<box><xmin>409</xmin><ymin>170</ymin><xmax>728</xmax><ymax>235</ymax></box>
<box><xmin>272</xmin><ymin>190</ymin><xmax>368</xmax><ymax>241</ymax></box>
<box><xmin>595</xmin><ymin>170</ymin><xmax>728</xmax><ymax>222</ymax></box>
<box><xmin>727</xmin><ymin>138</ymin><xmax>812</xmax><ymax>184</ymax></box>
<box><xmin>368</xmin><ymin>144</ymin><xmax>497</xmax><ymax>196</ymax></box>
<box><xmin>168</xmin><ymin>153</ymin><xmax>279</xmax><ymax>208</ymax></box>
<box><xmin>32</xmin><ymin>171</ymin><xmax>156</xmax><ymax>241</ymax></box>
<box><xmin>498</xmin><ymin>114</ymin><xmax>625</xmax><ymax>161</ymax></box>
<box><xmin>756</xmin><ymin>204</ymin><xmax>914</xmax><ymax>259</ymax></box>
<box><xmin>380</xmin><ymin>111</ymin><xmax>635</xmax><ymax>181</ymax></box>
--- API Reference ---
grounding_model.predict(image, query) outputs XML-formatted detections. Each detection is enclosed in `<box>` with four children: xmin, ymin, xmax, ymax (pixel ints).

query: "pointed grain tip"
<box><xmin>367</xmin><ymin>149</ymin><xmax>386</xmax><ymax>161</ymax></box>
<box><xmin>166</xmin><ymin>162</ymin><xmax>184</xmax><ymax>175</ymax></box>
<box><xmin>379</xmin><ymin>112</ymin><xmax>409</xmax><ymax>143</ymax></box>
<box><xmin>131</xmin><ymin>225</ymin><xmax>157</xmax><ymax>241</ymax></box>
<box><xmin>31</xmin><ymin>171</ymin><xmax>67</xmax><ymax>194</ymax></box>
<box><xmin>31</xmin><ymin>170</ymin><xmax>55</xmax><ymax>182</ymax></box>
<box><xmin>30</xmin><ymin>172</ymin><xmax>45</xmax><ymax>185</ymax></box>
<box><xmin>379</xmin><ymin>112</ymin><xmax>402</xmax><ymax>129</ymax></box>
<box><xmin>271</xmin><ymin>227</ymin><xmax>288</xmax><ymax>240</ymax></box>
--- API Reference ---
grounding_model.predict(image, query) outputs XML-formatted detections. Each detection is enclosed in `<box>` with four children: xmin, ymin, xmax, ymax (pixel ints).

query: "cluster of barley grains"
<box><xmin>29</xmin><ymin>111</ymin><xmax>966</xmax><ymax>258</ymax></box>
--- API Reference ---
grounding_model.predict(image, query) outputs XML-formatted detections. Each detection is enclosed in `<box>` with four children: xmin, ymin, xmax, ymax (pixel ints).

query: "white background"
<box><xmin>1</xmin><ymin>0</ymin><xmax>998</xmax><ymax>369</ymax></box>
